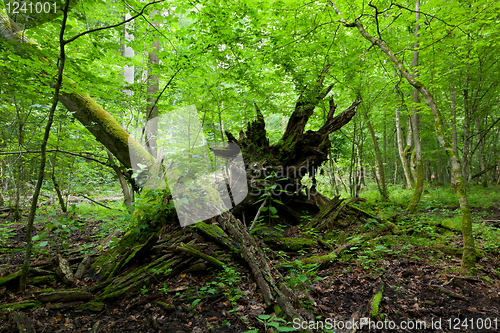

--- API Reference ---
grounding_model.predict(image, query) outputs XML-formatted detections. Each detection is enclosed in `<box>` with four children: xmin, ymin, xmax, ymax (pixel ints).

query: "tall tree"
<box><xmin>331</xmin><ymin>1</ymin><xmax>476</xmax><ymax>275</ymax></box>
<box><xmin>407</xmin><ymin>0</ymin><xmax>424</xmax><ymax>214</ymax></box>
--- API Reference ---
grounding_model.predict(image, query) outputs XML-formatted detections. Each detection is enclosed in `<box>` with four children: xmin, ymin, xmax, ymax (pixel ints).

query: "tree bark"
<box><xmin>450</xmin><ymin>84</ymin><xmax>459</xmax><ymax>188</ymax></box>
<box><xmin>364</xmin><ymin>110</ymin><xmax>388</xmax><ymax>201</ymax></box>
<box><xmin>145</xmin><ymin>16</ymin><xmax>160</xmax><ymax>156</ymax></box>
<box><xmin>19</xmin><ymin>0</ymin><xmax>71</xmax><ymax>292</ymax></box>
<box><xmin>407</xmin><ymin>0</ymin><xmax>424</xmax><ymax>214</ymax></box>
<box><xmin>396</xmin><ymin>108</ymin><xmax>413</xmax><ymax>189</ymax></box>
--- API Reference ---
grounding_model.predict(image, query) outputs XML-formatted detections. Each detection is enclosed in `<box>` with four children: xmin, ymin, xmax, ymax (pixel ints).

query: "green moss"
<box><xmin>0</xmin><ymin>300</ymin><xmax>42</xmax><ymax>312</ymax></box>
<box><xmin>441</xmin><ymin>218</ymin><xmax>461</xmax><ymax>232</ymax></box>
<box><xmin>157</xmin><ymin>301</ymin><xmax>176</xmax><ymax>311</ymax></box>
<box><xmin>302</xmin><ymin>251</ymin><xmax>337</xmax><ymax>265</ymax></box>
<box><xmin>435</xmin><ymin>244</ymin><xmax>483</xmax><ymax>258</ymax></box>
<box><xmin>480</xmin><ymin>276</ymin><xmax>493</xmax><ymax>284</ymax></box>
<box><xmin>194</xmin><ymin>221</ymin><xmax>225</xmax><ymax>238</ymax></box>
<box><xmin>28</xmin><ymin>275</ymin><xmax>56</xmax><ymax>286</ymax></box>
<box><xmin>262</xmin><ymin>237</ymin><xmax>316</xmax><ymax>251</ymax></box>
<box><xmin>0</xmin><ymin>271</ymin><xmax>20</xmax><ymax>288</ymax></box>
<box><xmin>76</xmin><ymin>301</ymin><xmax>105</xmax><ymax>312</ymax></box>
<box><xmin>370</xmin><ymin>287</ymin><xmax>383</xmax><ymax>319</ymax></box>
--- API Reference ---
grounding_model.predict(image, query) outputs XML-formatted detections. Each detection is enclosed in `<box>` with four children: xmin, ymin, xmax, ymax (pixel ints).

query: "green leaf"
<box><xmin>268</xmin><ymin>322</ymin><xmax>280</xmax><ymax>328</ymax></box>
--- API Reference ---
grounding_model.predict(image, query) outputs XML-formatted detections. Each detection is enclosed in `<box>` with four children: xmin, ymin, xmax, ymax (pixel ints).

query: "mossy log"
<box><xmin>176</xmin><ymin>244</ymin><xmax>225</xmax><ymax>269</ymax></box>
<box><xmin>435</xmin><ymin>244</ymin><xmax>483</xmax><ymax>258</ymax></box>
<box><xmin>369</xmin><ymin>282</ymin><xmax>384</xmax><ymax>319</ymax></box>
<box><xmin>0</xmin><ymin>300</ymin><xmax>42</xmax><ymax>312</ymax></box>
<box><xmin>28</xmin><ymin>274</ymin><xmax>57</xmax><ymax>286</ymax></box>
<box><xmin>36</xmin><ymin>289</ymin><xmax>92</xmax><ymax>302</ymax></box>
<box><xmin>276</xmin><ymin>233</ymin><xmax>375</xmax><ymax>270</ymax></box>
<box><xmin>75</xmin><ymin>301</ymin><xmax>106</xmax><ymax>312</ymax></box>
<box><xmin>217</xmin><ymin>212</ymin><xmax>311</xmax><ymax>332</ymax></box>
<box><xmin>0</xmin><ymin>271</ymin><xmax>21</xmax><ymax>289</ymax></box>
<box><xmin>94</xmin><ymin>253</ymin><xmax>193</xmax><ymax>302</ymax></box>
<box><xmin>262</xmin><ymin>237</ymin><xmax>317</xmax><ymax>251</ymax></box>
<box><xmin>193</xmin><ymin>222</ymin><xmax>240</xmax><ymax>253</ymax></box>
<box><xmin>431</xmin><ymin>284</ymin><xmax>470</xmax><ymax>302</ymax></box>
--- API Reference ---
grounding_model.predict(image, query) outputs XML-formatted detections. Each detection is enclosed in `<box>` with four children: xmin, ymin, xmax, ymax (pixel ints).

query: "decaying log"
<box><xmin>431</xmin><ymin>284</ymin><xmax>470</xmax><ymax>302</ymax></box>
<box><xmin>56</xmin><ymin>255</ymin><xmax>75</xmax><ymax>286</ymax></box>
<box><xmin>276</xmin><ymin>232</ymin><xmax>375</xmax><ymax>270</ymax></box>
<box><xmin>217</xmin><ymin>212</ymin><xmax>311</xmax><ymax>332</ymax></box>
<box><xmin>94</xmin><ymin>254</ymin><xmax>194</xmax><ymax>302</ymax></box>
<box><xmin>176</xmin><ymin>244</ymin><xmax>224</xmax><ymax>270</ymax></box>
<box><xmin>75</xmin><ymin>253</ymin><xmax>92</xmax><ymax>280</ymax></box>
<box><xmin>368</xmin><ymin>281</ymin><xmax>384</xmax><ymax>319</ymax></box>
<box><xmin>37</xmin><ymin>290</ymin><xmax>92</xmax><ymax>302</ymax></box>
<box><xmin>0</xmin><ymin>206</ymin><xmax>12</xmax><ymax>213</ymax></box>
<box><xmin>29</xmin><ymin>267</ymin><xmax>54</xmax><ymax>276</ymax></box>
<box><xmin>46</xmin><ymin>301</ymin><xmax>84</xmax><ymax>310</ymax></box>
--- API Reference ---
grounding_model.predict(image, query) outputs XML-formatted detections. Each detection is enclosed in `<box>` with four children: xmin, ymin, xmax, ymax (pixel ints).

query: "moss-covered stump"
<box><xmin>262</xmin><ymin>237</ymin><xmax>317</xmax><ymax>251</ymax></box>
<box><xmin>0</xmin><ymin>300</ymin><xmax>42</xmax><ymax>312</ymax></box>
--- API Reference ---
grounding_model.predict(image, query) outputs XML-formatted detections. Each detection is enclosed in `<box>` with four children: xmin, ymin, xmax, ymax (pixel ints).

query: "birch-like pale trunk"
<box><xmin>407</xmin><ymin>0</ymin><xmax>424</xmax><ymax>214</ymax></box>
<box><xmin>365</xmin><ymin>111</ymin><xmax>388</xmax><ymax>201</ymax></box>
<box><xmin>396</xmin><ymin>110</ymin><xmax>413</xmax><ymax>188</ymax></box>
<box><xmin>330</xmin><ymin>1</ymin><xmax>476</xmax><ymax>275</ymax></box>
<box><xmin>450</xmin><ymin>84</ymin><xmax>459</xmax><ymax>187</ymax></box>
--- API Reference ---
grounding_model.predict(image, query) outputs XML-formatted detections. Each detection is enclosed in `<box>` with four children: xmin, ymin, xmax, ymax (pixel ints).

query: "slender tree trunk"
<box><xmin>332</xmin><ymin>1</ymin><xmax>476</xmax><ymax>275</ymax></box>
<box><xmin>396</xmin><ymin>109</ymin><xmax>413</xmax><ymax>188</ymax></box>
<box><xmin>50</xmin><ymin>158</ymin><xmax>67</xmax><ymax>213</ymax></box>
<box><xmin>476</xmin><ymin>116</ymin><xmax>487</xmax><ymax>187</ymax></box>
<box><xmin>463</xmin><ymin>69</ymin><xmax>471</xmax><ymax>186</ymax></box>
<box><xmin>19</xmin><ymin>0</ymin><xmax>71</xmax><ymax>292</ymax></box>
<box><xmin>365</xmin><ymin>111</ymin><xmax>388</xmax><ymax>200</ymax></box>
<box><xmin>407</xmin><ymin>0</ymin><xmax>424</xmax><ymax>214</ymax></box>
<box><xmin>450</xmin><ymin>84</ymin><xmax>459</xmax><ymax>188</ymax></box>
<box><xmin>106</xmin><ymin>149</ymin><xmax>133</xmax><ymax>208</ymax></box>
<box><xmin>145</xmin><ymin>17</ymin><xmax>160</xmax><ymax>156</ymax></box>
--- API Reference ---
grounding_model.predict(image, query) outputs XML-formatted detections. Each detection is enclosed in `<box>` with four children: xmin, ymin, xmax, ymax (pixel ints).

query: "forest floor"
<box><xmin>1</xmin><ymin>186</ymin><xmax>500</xmax><ymax>332</ymax></box>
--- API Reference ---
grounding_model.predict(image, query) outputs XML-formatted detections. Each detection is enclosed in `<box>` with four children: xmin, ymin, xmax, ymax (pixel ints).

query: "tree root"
<box><xmin>176</xmin><ymin>244</ymin><xmax>225</xmax><ymax>269</ymax></box>
<box><xmin>276</xmin><ymin>233</ymin><xmax>375</xmax><ymax>270</ymax></box>
<box><xmin>430</xmin><ymin>284</ymin><xmax>470</xmax><ymax>302</ymax></box>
